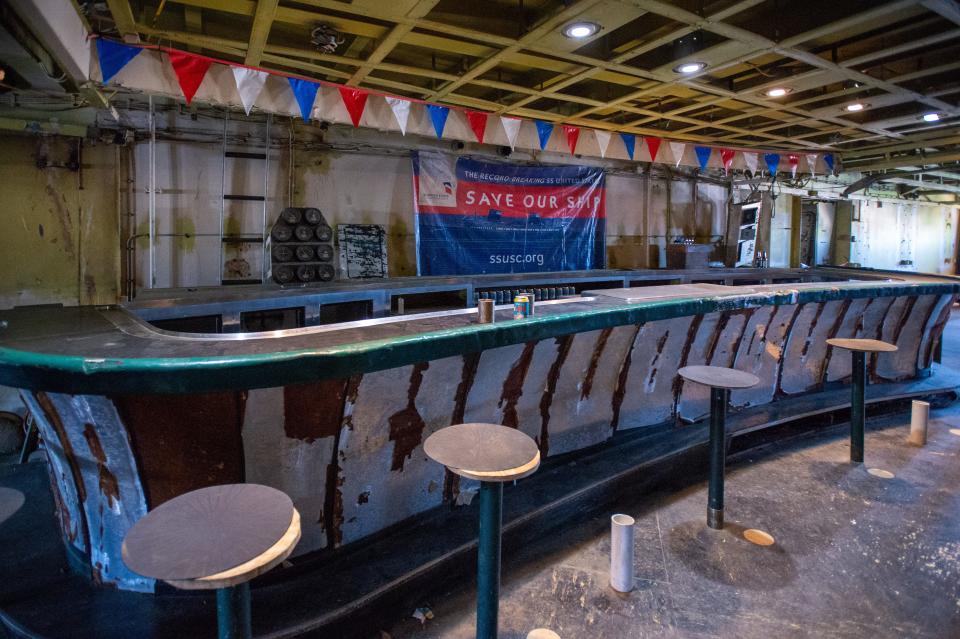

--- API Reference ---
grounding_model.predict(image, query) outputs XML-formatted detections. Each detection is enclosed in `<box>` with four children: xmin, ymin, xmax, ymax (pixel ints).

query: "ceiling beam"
<box><xmin>921</xmin><ymin>0</ymin><xmax>960</xmax><ymax>27</ymax></box>
<box><xmin>244</xmin><ymin>0</ymin><xmax>278</xmax><ymax>66</ymax></box>
<box><xmin>346</xmin><ymin>0</ymin><xmax>440</xmax><ymax>87</ymax></box>
<box><xmin>105</xmin><ymin>0</ymin><xmax>139</xmax><ymax>43</ymax></box>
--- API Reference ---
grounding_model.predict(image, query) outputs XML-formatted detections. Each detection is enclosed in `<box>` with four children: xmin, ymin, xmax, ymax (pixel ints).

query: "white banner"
<box><xmin>231</xmin><ymin>67</ymin><xmax>268</xmax><ymax>116</ymax></box>
<box><xmin>669</xmin><ymin>141</ymin><xmax>686</xmax><ymax>167</ymax></box>
<box><xmin>385</xmin><ymin>97</ymin><xmax>411</xmax><ymax>135</ymax></box>
<box><xmin>500</xmin><ymin>116</ymin><xmax>522</xmax><ymax>151</ymax></box>
<box><xmin>594</xmin><ymin>130</ymin><xmax>611</xmax><ymax>158</ymax></box>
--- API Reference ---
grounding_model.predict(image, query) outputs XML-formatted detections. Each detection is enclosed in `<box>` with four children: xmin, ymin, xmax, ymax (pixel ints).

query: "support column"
<box><xmin>217</xmin><ymin>583</ymin><xmax>252</xmax><ymax>639</ymax></box>
<box><xmin>707</xmin><ymin>387</ymin><xmax>728</xmax><ymax>529</ymax></box>
<box><xmin>850</xmin><ymin>351</ymin><xmax>866</xmax><ymax>463</ymax></box>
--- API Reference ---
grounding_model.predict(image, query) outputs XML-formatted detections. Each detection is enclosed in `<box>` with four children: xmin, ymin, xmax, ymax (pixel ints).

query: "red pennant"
<box><xmin>338</xmin><ymin>87</ymin><xmax>369</xmax><ymax>127</ymax></box>
<box><xmin>168</xmin><ymin>51</ymin><xmax>213</xmax><ymax>105</ymax></box>
<box><xmin>465</xmin><ymin>111</ymin><xmax>488</xmax><ymax>144</ymax></box>
<box><xmin>562</xmin><ymin>125</ymin><xmax>580</xmax><ymax>154</ymax></box>
<box><xmin>646</xmin><ymin>137</ymin><xmax>662</xmax><ymax>162</ymax></box>
<box><xmin>788</xmin><ymin>153</ymin><xmax>800</xmax><ymax>173</ymax></box>
<box><xmin>720</xmin><ymin>148</ymin><xmax>736</xmax><ymax>174</ymax></box>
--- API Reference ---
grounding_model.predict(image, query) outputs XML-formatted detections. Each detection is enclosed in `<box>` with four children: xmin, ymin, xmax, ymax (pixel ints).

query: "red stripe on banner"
<box><xmin>413</xmin><ymin>176</ymin><xmax>606</xmax><ymax>219</ymax></box>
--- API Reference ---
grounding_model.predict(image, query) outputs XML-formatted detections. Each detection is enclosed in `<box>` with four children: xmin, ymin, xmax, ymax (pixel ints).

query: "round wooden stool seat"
<box><xmin>826</xmin><ymin>338</ymin><xmax>897</xmax><ymax>353</ymax></box>
<box><xmin>678</xmin><ymin>365</ymin><xmax>759</xmax><ymax>390</ymax></box>
<box><xmin>424</xmin><ymin>423</ymin><xmax>540</xmax><ymax>482</ymax></box>
<box><xmin>122</xmin><ymin>484</ymin><xmax>301</xmax><ymax>590</ymax></box>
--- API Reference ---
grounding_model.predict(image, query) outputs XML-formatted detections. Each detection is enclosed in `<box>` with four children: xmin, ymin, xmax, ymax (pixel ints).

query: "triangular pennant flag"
<box><xmin>385</xmin><ymin>97</ymin><xmax>411</xmax><ymax>135</ymax></box>
<box><xmin>720</xmin><ymin>148</ymin><xmax>736</xmax><ymax>175</ymax></box>
<box><xmin>231</xmin><ymin>67</ymin><xmax>268</xmax><ymax>116</ymax></box>
<box><xmin>465</xmin><ymin>111</ymin><xmax>488</xmax><ymax>144</ymax></box>
<box><xmin>288</xmin><ymin>78</ymin><xmax>320</xmax><ymax>121</ymax></box>
<box><xmin>338</xmin><ymin>87</ymin><xmax>369</xmax><ymax>128</ymax></box>
<box><xmin>167</xmin><ymin>50</ymin><xmax>213</xmax><ymax>105</ymax></box>
<box><xmin>788</xmin><ymin>154</ymin><xmax>800</xmax><ymax>177</ymax></box>
<box><xmin>669</xmin><ymin>141</ymin><xmax>686</xmax><ymax>167</ymax></box>
<box><xmin>96</xmin><ymin>39</ymin><xmax>142</xmax><ymax>84</ymax></box>
<box><xmin>594</xmin><ymin>130</ymin><xmax>612</xmax><ymax>158</ymax></box>
<box><xmin>501</xmin><ymin>117</ymin><xmax>521</xmax><ymax>150</ymax></box>
<box><xmin>805</xmin><ymin>153</ymin><xmax>819</xmax><ymax>176</ymax></box>
<box><xmin>646</xmin><ymin>137</ymin><xmax>662</xmax><ymax>162</ymax></box>
<box><xmin>694</xmin><ymin>146</ymin><xmax>712</xmax><ymax>171</ymax></box>
<box><xmin>743</xmin><ymin>152</ymin><xmax>758</xmax><ymax>175</ymax></box>
<box><xmin>562</xmin><ymin>125</ymin><xmax>580</xmax><ymax>154</ymax></box>
<box><xmin>764</xmin><ymin>153</ymin><xmax>780</xmax><ymax>175</ymax></box>
<box><xmin>620</xmin><ymin>133</ymin><xmax>636</xmax><ymax>160</ymax></box>
<box><xmin>535</xmin><ymin>120</ymin><xmax>554</xmax><ymax>150</ymax></box>
<box><xmin>823</xmin><ymin>153</ymin><xmax>835</xmax><ymax>173</ymax></box>
<box><xmin>427</xmin><ymin>104</ymin><xmax>450</xmax><ymax>139</ymax></box>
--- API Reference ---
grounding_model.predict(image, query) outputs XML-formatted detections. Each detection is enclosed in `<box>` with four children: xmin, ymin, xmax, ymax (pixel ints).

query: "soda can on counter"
<box><xmin>513</xmin><ymin>295</ymin><xmax>530</xmax><ymax>319</ymax></box>
<box><xmin>519</xmin><ymin>291</ymin><xmax>535</xmax><ymax>316</ymax></box>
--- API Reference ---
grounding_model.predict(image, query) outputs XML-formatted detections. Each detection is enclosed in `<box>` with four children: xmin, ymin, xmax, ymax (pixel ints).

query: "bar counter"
<box><xmin>0</xmin><ymin>266</ymin><xmax>956</xmax><ymax>591</ymax></box>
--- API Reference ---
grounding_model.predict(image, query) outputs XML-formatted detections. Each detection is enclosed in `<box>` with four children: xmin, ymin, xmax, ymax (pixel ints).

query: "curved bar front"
<box><xmin>1</xmin><ymin>267</ymin><xmax>956</xmax><ymax>591</ymax></box>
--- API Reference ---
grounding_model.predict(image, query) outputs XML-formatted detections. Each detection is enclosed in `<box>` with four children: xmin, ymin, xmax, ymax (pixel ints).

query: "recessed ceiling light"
<box><xmin>562</xmin><ymin>22</ymin><xmax>600</xmax><ymax>39</ymax></box>
<box><xmin>845</xmin><ymin>103</ymin><xmax>866</xmax><ymax>112</ymax></box>
<box><xmin>674</xmin><ymin>61</ymin><xmax>707</xmax><ymax>74</ymax></box>
<box><xmin>765</xmin><ymin>87</ymin><xmax>790</xmax><ymax>98</ymax></box>
<box><xmin>922</xmin><ymin>112</ymin><xmax>941</xmax><ymax>122</ymax></box>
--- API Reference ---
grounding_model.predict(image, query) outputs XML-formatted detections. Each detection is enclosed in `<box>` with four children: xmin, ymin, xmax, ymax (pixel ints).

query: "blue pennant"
<box><xmin>288</xmin><ymin>78</ymin><xmax>320</xmax><ymax>121</ymax></box>
<box><xmin>764</xmin><ymin>152</ymin><xmax>781</xmax><ymax>175</ymax></box>
<box><xmin>694</xmin><ymin>146</ymin><xmax>712</xmax><ymax>171</ymax></box>
<box><xmin>619</xmin><ymin>133</ymin><xmax>636</xmax><ymax>159</ymax></box>
<box><xmin>427</xmin><ymin>104</ymin><xmax>450</xmax><ymax>138</ymax></box>
<box><xmin>96</xmin><ymin>39</ymin><xmax>142</xmax><ymax>84</ymax></box>
<box><xmin>535</xmin><ymin>120</ymin><xmax>554</xmax><ymax>150</ymax></box>
<box><xmin>823</xmin><ymin>153</ymin><xmax>835</xmax><ymax>172</ymax></box>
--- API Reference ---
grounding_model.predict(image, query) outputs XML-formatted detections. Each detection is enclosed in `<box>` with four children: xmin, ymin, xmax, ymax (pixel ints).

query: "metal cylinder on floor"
<box><xmin>909</xmin><ymin>399</ymin><xmax>930</xmax><ymax>446</ymax></box>
<box><xmin>610</xmin><ymin>514</ymin><xmax>635</xmax><ymax>593</ymax></box>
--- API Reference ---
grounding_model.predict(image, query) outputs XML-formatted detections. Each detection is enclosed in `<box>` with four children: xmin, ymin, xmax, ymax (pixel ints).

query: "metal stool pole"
<box><xmin>476</xmin><ymin>481</ymin><xmax>503</xmax><ymax>639</ymax></box>
<box><xmin>707</xmin><ymin>387</ymin><xmax>728</xmax><ymax>530</ymax></box>
<box><xmin>850</xmin><ymin>350</ymin><xmax>866</xmax><ymax>463</ymax></box>
<box><xmin>826</xmin><ymin>339</ymin><xmax>896</xmax><ymax>464</ymax></box>
<box><xmin>217</xmin><ymin>583</ymin><xmax>252</xmax><ymax>639</ymax></box>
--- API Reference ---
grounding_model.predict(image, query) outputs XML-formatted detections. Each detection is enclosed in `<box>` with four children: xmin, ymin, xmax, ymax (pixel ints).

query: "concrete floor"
<box><xmin>381</xmin><ymin>313</ymin><xmax>960</xmax><ymax>639</ymax></box>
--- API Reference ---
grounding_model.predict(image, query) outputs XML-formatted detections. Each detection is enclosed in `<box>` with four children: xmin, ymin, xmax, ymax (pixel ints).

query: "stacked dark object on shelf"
<box><xmin>270</xmin><ymin>207</ymin><xmax>336</xmax><ymax>284</ymax></box>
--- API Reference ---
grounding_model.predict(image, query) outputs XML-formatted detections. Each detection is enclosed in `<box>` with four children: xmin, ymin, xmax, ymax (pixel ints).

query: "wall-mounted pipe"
<box><xmin>610</xmin><ymin>513</ymin><xmax>635</xmax><ymax>593</ymax></box>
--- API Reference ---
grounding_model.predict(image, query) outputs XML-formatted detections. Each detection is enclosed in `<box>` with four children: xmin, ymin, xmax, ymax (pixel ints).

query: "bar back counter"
<box><xmin>0</xmin><ymin>266</ymin><xmax>955</xmax><ymax>591</ymax></box>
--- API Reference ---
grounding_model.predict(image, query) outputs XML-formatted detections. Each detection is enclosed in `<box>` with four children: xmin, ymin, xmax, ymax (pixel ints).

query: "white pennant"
<box><xmin>594</xmin><ymin>130</ymin><xmax>612</xmax><ymax>158</ymax></box>
<box><xmin>500</xmin><ymin>116</ymin><xmax>522</xmax><ymax>151</ymax></box>
<box><xmin>743</xmin><ymin>152</ymin><xmax>759</xmax><ymax>174</ymax></box>
<box><xmin>806</xmin><ymin>153</ymin><xmax>819</xmax><ymax>176</ymax></box>
<box><xmin>669</xmin><ymin>141</ymin><xmax>686</xmax><ymax>167</ymax></box>
<box><xmin>385</xmin><ymin>97</ymin><xmax>411</xmax><ymax>135</ymax></box>
<box><xmin>231</xmin><ymin>67</ymin><xmax>268</xmax><ymax>116</ymax></box>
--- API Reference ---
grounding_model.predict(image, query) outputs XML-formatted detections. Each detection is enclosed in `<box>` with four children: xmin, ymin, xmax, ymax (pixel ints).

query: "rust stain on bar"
<box><xmin>499</xmin><ymin>342</ymin><xmax>537</xmax><ymax>430</ymax></box>
<box><xmin>611</xmin><ymin>323</ymin><xmax>643</xmax><ymax>434</ymax></box>
<box><xmin>538</xmin><ymin>335</ymin><xmax>574</xmax><ymax>455</ymax></box>
<box><xmin>388</xmin><ymin>362</ymin><xmax>430</xmax><ymax>472</ymax></box>
<box><xmin>647</xmin><ymin>330</ymin><xmax>670</xmax><ymax>386</ymax></box>
<box><xmin>321</xmin><ymin>374</ymin><xmax>362</xmax><ymax>548</ymax></box>
<box><xmin>818</xmin><ymin>298</ymin><xmax>852</xmax><ymax>387</ymax></box>
<box><xmin>581</xmin><ymin>328</ymin><xmax>613</xmax><ymax>401</ymax></box>
<box><xmin>445</xmin><ymin>353</ymin><xmax>482</xmax><ymax>503</ymax></box>
<box><xmin>774</xmin><ymin>305</ymin><xmax>804</xmax><ymax>398</ymax></box>
<box><xmin>800</xmin><ymin>302</ymin><xmax>826</xmax><ymax>358</ymax></box>
<box><xmin>671</xmin><ymin>315</ymin><xmax>704</xmax><ymax>406</ymax></box>
<box><xmin>35</xmin><ymin>392</ymin><xmax>91</xmax><ymax>553</ymax></box>
<box><xmin>283</xmin><ymin>379</ymin><xmax>350</xmax><ymax>442</ymax></box>
<box><xmin>82</xmin><ymin>424</ymin><xmax>120</xmax><ymax>508</ymax></box>
<box><xmin>923</xmin><ymin>295</ymin><xmax>955</xmax><ymax>367</ymax></box>
<box><xmin>112</xmin><ymin>391</ymin><xmax>247</xmax><ymax>507</ymax></box>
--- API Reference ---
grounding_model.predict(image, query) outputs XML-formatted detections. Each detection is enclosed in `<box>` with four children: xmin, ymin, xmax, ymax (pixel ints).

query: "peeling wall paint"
<box><xmin>0</xmin><ymin>135</ymin><xmax>120</xmax><ymax>308</ymax></box>
<box><xmin>27</xmin><ymin>290</ymin><xmax>954</xmax><ymax>590</ymax></box>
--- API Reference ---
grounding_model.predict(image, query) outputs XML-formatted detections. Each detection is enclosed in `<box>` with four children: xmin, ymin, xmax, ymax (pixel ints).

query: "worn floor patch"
<box><xmin>384</xmin><ymin>405</ymin><xmax>960</xmax><ymax>639</ymax></box>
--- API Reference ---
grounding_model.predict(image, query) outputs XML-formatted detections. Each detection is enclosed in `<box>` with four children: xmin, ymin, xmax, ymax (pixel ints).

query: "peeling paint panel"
<box><xmin>876</xmin><ymin>294</ymin><xmax>936</xmax><ymax>381</ymax></box>
<box><xmin>732</xmin><ymin>305</ymin><xmax>795</xmax><ymax>408</ymax></box>
<box><xmin>618</xmin><ymin>317</ymin><xmax>694</xmax><ymax>429</ymax></box>
<box><xmin>676</xmin><ymin>312</ymin><xmax>723</xmax><ymax>421</ymax></box>
<box><xmin>826</xmin><ymin>297</ymin><xmax>884</xmax><ymax>382</ymax></box>
<box><xmin>243</xmin><ymin>387</ymin><xmax>334</xmax><ymax>552</ymax></box>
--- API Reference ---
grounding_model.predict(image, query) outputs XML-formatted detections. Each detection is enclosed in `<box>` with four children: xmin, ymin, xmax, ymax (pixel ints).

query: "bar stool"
<box><xmin>122</xmin><ymin>484</ymin><xmax>301</xmax><ymax>639</ymax></box>
<box><xmin>424</xmin><ymin>423</ymin><xmax>540</xmax><ymax>639</ymax></box>
<box><xmin>825</xmin><ymin>338</ymin><xmax>897</xmax><ymax>463</ymax></box>
<box><xmin>678</xmin><ymin>365</ymin><xmax>759</xmax><ymax>530</ymax></box>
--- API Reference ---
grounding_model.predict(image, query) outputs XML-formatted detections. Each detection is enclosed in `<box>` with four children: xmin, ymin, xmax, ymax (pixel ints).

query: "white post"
<box><xmin>610</xmin><ymin>514</ymin><xmax>635</xmax><ymax>593</ymax></box>
<box><xmin>909</xmin><ymin>400</ymin><xmax>929</xmax><ymax>446</ymax></box>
